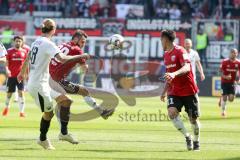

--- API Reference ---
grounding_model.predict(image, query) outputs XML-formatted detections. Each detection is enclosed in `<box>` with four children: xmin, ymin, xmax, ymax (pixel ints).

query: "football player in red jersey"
<box><xmin>13</xmin><ymin>41</ymin><xmax>30</xmax><ymax>103</ymax></box>
<box><xmin>2</xmin><ymin>36</ymin><xmax>28</xmax><ymax>117</ymax></box>
<box><xmin>160</xmin><ymin>30</ymin><xmax>200</xmax><ymax>151</ymax></box>
<box><xmin>219</xmin><ymin>48</ymin><xmax>240</xmax><ymax>117</ymax></box>
<box><xmin>49</xmin><ymin>30</ymin><xmax>114</xmax><ymax>121</ymax></box>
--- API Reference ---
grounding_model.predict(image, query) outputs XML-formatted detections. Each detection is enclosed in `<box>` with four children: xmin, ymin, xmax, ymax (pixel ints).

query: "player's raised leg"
<box><xmin>78</xmin><ymin>87</ymin><xmax>115</xmax><ymax>119</ymax></box>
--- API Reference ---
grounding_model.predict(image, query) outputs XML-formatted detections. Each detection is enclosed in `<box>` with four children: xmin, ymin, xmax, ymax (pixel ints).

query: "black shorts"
<box><xmin>167</xmin><ymin>94</ymin><xmax>200</xmax><ymax>119</ymax></box>
<box><xmin>221</xmin><ymin>82</ymin><xmax>235</xmax><ymax>95</ymax></box>
<box><xmin>6</xmin><ymin>77</ymin><xmax>24</xmax><ymax>93</ymax></box>
<box><xmin>58</xmin><ymin>79</ymin><xmax>80</xmax><ymax>94</ymax></box>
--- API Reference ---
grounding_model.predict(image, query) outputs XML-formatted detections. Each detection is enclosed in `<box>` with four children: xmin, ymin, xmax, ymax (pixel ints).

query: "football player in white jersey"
<box><xmin>18</xmin><ymin>19</ymin><xmax>90</xmax><ymax>150</ymax></box>
<box><xmin>0</xmin><ymin>41</ymin><xmax>7</xmax><ymax>62</ymax></box>
<box><xmin>184</xmin><ymin>39</ymin><xmax>205</xmax><ymax>83</ymax></box>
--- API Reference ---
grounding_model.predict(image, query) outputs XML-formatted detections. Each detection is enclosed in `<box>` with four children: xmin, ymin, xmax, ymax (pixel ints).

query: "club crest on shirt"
<box><xmin>235</xmin><ymin>64</ymin><xmax>238</xmax><ymax>68</ymax></box>
<box><xmin>171</xmin><ymin>55</ymin><xmax>176</xmax><ymax>61</ymax></box>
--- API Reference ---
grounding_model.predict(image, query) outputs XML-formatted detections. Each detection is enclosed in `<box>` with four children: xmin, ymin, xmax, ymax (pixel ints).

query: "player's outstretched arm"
<box><xmin>55</xmin><ymin>53</ymin><xmax>91</xmax><ymax>64</ymax></box>
<box><xmin>17</xmin><ymin>52</ymin><xmax>30</xmax><ymax>82</ymax></box>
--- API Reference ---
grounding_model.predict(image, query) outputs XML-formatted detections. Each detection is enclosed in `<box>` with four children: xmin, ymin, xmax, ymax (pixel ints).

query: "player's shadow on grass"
<box><xmin>217</xmin><ymin>158</ymin><xmax>240</xmax><ymax>160</ymax></box>
<box><xmin>201</xmin><ymin>116</ymin><xmax>240</xmax><ymax>121</ymax></box>
<box><xmin>0</xmin><ymin>155</ymin><xmax>187</xmax><ymax>160</ymax></box>
<box><xmin>0</xmin><ymin>138</ymin><xmax>35</xmax><ymax>142</ymax></box>
<box><xmin>81</xmin><ymin>139</ymin><xmax>240</xmax><ymax>146</ymax></box>
<box><xmin>64</xmin><ymin>148</ymin><xmax>186</xmax><ymax>153</ymax></box>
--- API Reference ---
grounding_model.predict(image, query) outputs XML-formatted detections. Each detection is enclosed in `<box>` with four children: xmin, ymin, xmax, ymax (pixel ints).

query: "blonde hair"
<box><xmin>41</xmin><ymin>19</ymin><xmax>56</xmax><ymax>33</ymax></box>
<box><xmin>184</xmin><ymin>38</ymin><xmax>192</xmax><ymax>44</ymax></box>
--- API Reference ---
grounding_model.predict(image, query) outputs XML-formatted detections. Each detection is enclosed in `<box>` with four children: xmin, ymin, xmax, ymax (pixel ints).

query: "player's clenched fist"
<box><xmin>164</xmin><ymin>72</ymin><xmax>176</xmax><ymax>83</ymax></box>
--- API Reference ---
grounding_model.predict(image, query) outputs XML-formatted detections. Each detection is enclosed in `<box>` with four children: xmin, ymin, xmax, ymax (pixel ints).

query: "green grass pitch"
<box><xmin>0</xmin><ymin>92</ymin><xmax>240</xmax><ymax>160</ymax></box>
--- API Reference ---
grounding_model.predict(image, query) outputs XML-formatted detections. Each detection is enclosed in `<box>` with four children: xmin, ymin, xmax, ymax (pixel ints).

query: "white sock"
<box><xmin>171</xmin><ymin>115</ymin><xmax>189</xmax><ymax>137</ymax></box>
<box><xmin>191</xmin><ymin>120</ymin><xmax>200</xmax><ymax>142</ymax></box>
<box><xmin>18</xmin><ymin>97</ymin><xmax>25</xmax><ymax>113</ymax></box>
<box><xmin>14</xmin><ymin>91</ymin><xmax>18</xmax><ymax>101</ymax></box>
<box><xmin>84</xmin><ymin>96</ymin><xmax>103</xmax><ymax>113</ymax></box>
<box><xmin>5</xmin><ymin>97</ymin><xmax>11</xmax><ymax>108</ymax></box>
<box><xmin>221</xmin><ymin>98</ymin><xmax>227</xmax><ymax>112</ymax></box>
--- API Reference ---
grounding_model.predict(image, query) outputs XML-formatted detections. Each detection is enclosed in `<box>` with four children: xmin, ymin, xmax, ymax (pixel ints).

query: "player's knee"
<box><xmin>56</xmin><ymin>95</ymin><xmax>72</xmax><ymax>106</ymax></box>
<box><xmin>222</xmin><ymin>96</ymin><xmax>227</xmax><ymax>101</ymax></box>
<box><xmin>228</xmin><ymin>96</ymin><xmax>234</xmax><ymax>102</ymax></box>
<box><xmin>60</xmin><ymin>99</ymin><xmax>72</xmax><ymax>107</ymax></box>
<box><xmin>78</xmin><ymin>88</ymin><xmax>89</xmax><ymax>96</ymax></box>
<box><xmin>18</xmin><ymin>91</ymin><xmax>23</xmax><ymax>97</ymax></box>
<box><xmin>189</xmin><ymin>117</ymin><xmax>197</xmax><ymax>124</ymax></box>
<box><xmin>43</xmin><ymin>111</ymin><xmax>54</xmax><ymax>120</ymax></box>
<box><xmin>168</xmin><ymin>107</ymin><xmax>178</xmax><ymax>119</ymax></box>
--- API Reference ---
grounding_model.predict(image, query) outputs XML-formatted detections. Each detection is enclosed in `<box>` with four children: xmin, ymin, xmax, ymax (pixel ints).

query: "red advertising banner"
<box><xmin>0</xmin><ymin>20</ymin><xmax>26</xmax><ymax>34</ymax></box>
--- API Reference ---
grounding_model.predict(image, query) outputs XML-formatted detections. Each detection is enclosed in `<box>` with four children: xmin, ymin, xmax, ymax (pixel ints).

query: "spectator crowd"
<box><xmin>0</xmin><ymin>0</ymin><xmax>240</xmax><ymax>19</ymax></box>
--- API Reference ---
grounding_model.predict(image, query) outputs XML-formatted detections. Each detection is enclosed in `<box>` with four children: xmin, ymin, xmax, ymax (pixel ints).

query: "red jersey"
<box><xmin>163</xmin><ymin>45</ymin><xmax>198</xmax><ymax>96</ymax></box>
<box><xmin>49</xmin><ymin>41</ymin><xmax>86</xmax><ymax>81</ymax></box>
<box><xmin>220</xmin><ymin>58</ymin><xmax>240</xmax><ymax>83</ymax></box>
<box><xmin>6</xmin><ymin>47</ymin><xmax>28</xmax><ymax>77</ymax></box>
<box><xmin>22</xmin><ymin>44</ymin><xmax>30</xmax><ymax>53</ymax></box>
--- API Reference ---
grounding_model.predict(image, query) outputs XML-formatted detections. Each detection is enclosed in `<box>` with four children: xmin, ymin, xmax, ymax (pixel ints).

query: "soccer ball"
<box><xmin>109</xmin><ymin>34</ymin><xmax>124</xmax><ymax>49</ymax></box>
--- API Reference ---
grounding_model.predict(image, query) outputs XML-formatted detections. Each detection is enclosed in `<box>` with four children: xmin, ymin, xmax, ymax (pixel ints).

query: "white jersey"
<box><xmin>28</xmin><ymin>36</ymin><xmax>61</xmax><ymax>87</ymax></box>
<box><xmin>0</xmin><ymin>42</ymin><xmax>7</xmax><ymax>57</ymax></box>
<box><xmin>188</xmin><ymin>49</ymin><xmax>200</xmax><ymax>81</ymax></box>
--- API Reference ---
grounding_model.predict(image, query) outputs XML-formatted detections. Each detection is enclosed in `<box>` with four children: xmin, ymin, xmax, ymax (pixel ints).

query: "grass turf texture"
<box><xmin>0</xmin><ymin>92</ymin><xmax>240</xmax><ymax>160</ymax></box>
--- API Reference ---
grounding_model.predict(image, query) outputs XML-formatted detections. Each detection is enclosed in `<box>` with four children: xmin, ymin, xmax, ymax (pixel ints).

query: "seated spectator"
<box><xmin>108</xmin><ymin>0</ymin><xmax>116</xmax><ymax>17</ymax></box>
<box><xmin>89</xmin><ymin>0</ymin><xmax>100</xmax><ymax>17</ymax></box>
<box><xmin>181</xmin><ymin>3</ymin><xmax>192</xmax><ymax>19</ymax></box>
<box><xmin>155</xmin><ymin>3</ymin><xmax>168</xmax><ymax>18</ymax></box>
<box><xmin>168</xmin><ymin>4</ymin><xmax>181</xmax><ymax>19</ymax></box>
<box><xmin>16</xmin><ymin>0</ymin><xmax>27</xmax><ymax>13</ymax></box>
<box><xmin>126</xmin><ymin>8</ymin><xmax>137</xmax><ymax>18</ymax></box>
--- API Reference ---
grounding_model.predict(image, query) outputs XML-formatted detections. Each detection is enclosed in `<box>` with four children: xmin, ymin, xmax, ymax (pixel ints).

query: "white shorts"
<box><xmin>27</xmin><ymin>82</ymin><xmax>61</xmax><ymax>112</ymax></box>
<box><xmin>49</xmin><ymin>77</ymin><xmax>67</xmax><ymax>96</ymax></box>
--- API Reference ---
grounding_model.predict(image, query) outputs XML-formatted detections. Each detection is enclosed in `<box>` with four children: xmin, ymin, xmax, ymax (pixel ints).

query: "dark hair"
<box><xmin>41</xmin><ymin>19</ymin><xmax>55</xmax><ymax>33</ymax></box>
<box><xmin>13</xmin><ymin>35</ymin><xmax>23</xmax><ymax>41</ymax></box>
<box><xmin>161</xmin><ymin>30</ymin><xmax>176</xmax><ymax>42</ymax></box>
<box><xmin>72</xmin><ymin>30</ymin><xmax>88</xmax><ymax>40</ymax></box>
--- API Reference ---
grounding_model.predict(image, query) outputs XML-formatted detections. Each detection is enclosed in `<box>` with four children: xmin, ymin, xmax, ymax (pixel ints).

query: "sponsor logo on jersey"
<box><xmin>166</xmin><ymin>64</ymin><xmax>176</xmax><ymax>69</ymax></box>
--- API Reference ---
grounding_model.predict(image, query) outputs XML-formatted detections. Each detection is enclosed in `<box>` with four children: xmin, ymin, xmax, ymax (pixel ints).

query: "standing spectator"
<box><xmin>196</xmin><ymin>26</ymin><xmax>208</xmax><ymax>67</ymax></box>
<box><xmin>1</xmin><ymin>25</ymin><xmax>14</xmax><ymax>49</ymax></box>
<box><xmin>168</xmin><ymin>4</ymin><xmax>181</xmax><ymax>19</ymax></box>
<box><xmin>109</xmin><ymin>0</ymin><xmax>116</xmax><ymax>17</ymax></box>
